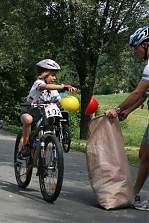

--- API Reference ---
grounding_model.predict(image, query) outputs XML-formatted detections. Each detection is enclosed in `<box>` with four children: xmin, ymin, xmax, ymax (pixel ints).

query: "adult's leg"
<box><xmin>134</xmin><ymin>144</ymin><xmax>149</xmax><ymax>195</ymax></box>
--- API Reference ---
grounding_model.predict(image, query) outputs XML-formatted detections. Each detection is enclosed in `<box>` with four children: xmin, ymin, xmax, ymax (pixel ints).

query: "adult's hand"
<box><xmin>105</xmin><ymin>108</ymin><xmax>118</xmax><ymax>119</ymax></box>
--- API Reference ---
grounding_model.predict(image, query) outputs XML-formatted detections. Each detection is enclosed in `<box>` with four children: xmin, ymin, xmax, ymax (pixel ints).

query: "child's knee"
<box><xmin>21</xmin><ymin>114</ymin><xmax>33</xmax><ymax>125</ymax></box>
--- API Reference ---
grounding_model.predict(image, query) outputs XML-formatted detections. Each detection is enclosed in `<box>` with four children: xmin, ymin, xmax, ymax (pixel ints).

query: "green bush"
<box><xmin>69</xmin><ymin>111</ymin><xmax>80</xmax><ymax>139</ymax></box>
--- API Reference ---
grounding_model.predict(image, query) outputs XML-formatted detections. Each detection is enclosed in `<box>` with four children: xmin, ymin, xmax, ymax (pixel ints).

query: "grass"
<box><xmin>3</xmin><ymin>124</ymin><xmax>21</xmax><ymax>134</ymax></box>
<box><xmin>96</xmin><ymin>93</ymin><xmax>148</xmax><ymax>147</ymax></box>
<box><xmin>71</xmin><ymin>139</ymin><xmax>140</xmax><ymax>166</ymax></box>
<box><xmin>2</xmin><ymin>123</ymin><xmax>140</xmax><ymax>167</ymax></box>
<box><xmin>2</xmin><ymin>93</ymin><xmax>148</xmax><ymax>167</ymax></box>
<box><xmin>94</xmin><ymin>93</ymin><xmax>148</xmax><ymax>166</ymax></box>
<box><xmin>125</xmin><ymin>146</ymin><xmax>139</xmax><ymax>167</ymax></box>
<box><xmin>70</xmin><ymin>93</ymin><xmax>148</xmax><ymax>166</ymax></box>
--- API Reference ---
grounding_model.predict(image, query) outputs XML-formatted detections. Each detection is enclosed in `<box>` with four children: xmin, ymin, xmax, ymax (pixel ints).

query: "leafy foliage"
<box><xmin>0</xmin><ymin>0</ymin><xmax>149</xmax><ymax>139</ymax></box>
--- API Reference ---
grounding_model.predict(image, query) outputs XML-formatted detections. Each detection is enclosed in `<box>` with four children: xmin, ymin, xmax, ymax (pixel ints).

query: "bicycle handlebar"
<box><xmin>20</xmin><ymin>103</ymin><xmax>51</xmax><ymax>108</ymax></box>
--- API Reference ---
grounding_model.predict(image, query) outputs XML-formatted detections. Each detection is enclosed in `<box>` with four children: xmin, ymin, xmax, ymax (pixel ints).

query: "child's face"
<box><xmin>45</xmin><ymin>71</ymin><xmax>57</xmax><ymax>83</ymax></box>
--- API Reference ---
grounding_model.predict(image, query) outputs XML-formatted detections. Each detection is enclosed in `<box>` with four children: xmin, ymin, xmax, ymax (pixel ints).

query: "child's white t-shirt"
<box><xmin>26</xmin><ymin>79</ymin><xmax>61</xmax><ymax>103</ymax></box>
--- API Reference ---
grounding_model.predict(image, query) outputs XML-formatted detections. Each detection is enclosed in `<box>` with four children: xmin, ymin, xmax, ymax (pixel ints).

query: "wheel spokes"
<box><xmin>43</xmin><ymin>144</ymin><xmax>59</xmax><ymax>194</ymax></box>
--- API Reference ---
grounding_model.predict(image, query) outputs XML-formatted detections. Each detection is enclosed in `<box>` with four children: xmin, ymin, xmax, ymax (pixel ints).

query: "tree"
<box><xmin>43</xmin><ymin>0</ymin><xmax>148</xmax><ymax>138</ymax></box>
<box><xmin>0</xmin><ymin>0</ymin><xmax>148</xmax><ymax>138</ymax></box>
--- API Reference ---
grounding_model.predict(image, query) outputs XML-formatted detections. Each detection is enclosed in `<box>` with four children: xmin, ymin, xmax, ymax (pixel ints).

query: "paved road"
<box><xmin>0</xmin><ymin>129</ymin><xmax>149</xmax><ymax>223</ymax></box>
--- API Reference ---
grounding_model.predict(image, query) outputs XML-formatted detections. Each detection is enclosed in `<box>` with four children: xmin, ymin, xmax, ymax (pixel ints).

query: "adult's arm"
<box><xmin>106</xmin><ymin>80</ymin><xmax>149</xmax><ymax>118</ymax></box>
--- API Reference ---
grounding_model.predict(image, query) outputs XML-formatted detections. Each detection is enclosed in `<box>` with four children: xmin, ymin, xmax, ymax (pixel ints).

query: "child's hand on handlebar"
<box><xmin>63</xmin><ymin>84</ymin><xmax>80</xmax><ymax>92</ymax></box>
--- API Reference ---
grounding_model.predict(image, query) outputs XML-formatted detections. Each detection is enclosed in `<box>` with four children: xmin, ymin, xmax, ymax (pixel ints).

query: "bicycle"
<box><xmin>14</xmin><ymin>102</ymin><xmax>65</xmax><ymax>202</ymax></box>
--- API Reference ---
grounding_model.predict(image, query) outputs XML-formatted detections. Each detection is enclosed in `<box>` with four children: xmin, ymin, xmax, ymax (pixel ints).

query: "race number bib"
<box><xmin>45</xmin><ymin>103</ymin><xmax>62</xmax><ymax>118</ymax></box>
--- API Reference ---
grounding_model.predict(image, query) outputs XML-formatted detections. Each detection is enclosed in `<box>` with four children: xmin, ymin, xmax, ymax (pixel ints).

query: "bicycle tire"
<box><xmin>14</xmin><ymin>131</ymin><xmax>33</xmax><ymax>188</ymax></box>
<box><xmin>62</xmin><ymin>124</ymin><xmax>71</xmax><ymax>153</ymax></box>
<box><xmin>39</xmin><ymin>134</ymin><xmax>64</xmax><ymax>202</ymax></box>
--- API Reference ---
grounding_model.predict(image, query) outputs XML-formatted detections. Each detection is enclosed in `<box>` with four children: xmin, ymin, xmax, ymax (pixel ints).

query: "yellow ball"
<box><xmin>60</xmin><ymin>96</ymin><xmax>80</xmax><ymax>112</ymax></box>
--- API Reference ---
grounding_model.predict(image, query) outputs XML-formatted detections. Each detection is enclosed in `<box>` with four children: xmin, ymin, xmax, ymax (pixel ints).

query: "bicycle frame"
<box><xmin>28</xmin><ymin>104</ymin><xmax>61</xmax><ymax>167</ymax></box>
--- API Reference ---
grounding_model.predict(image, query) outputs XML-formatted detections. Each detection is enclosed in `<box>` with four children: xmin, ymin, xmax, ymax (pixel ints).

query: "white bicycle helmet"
<box><xmin>129</xmin><ymin>26</ymin><xmax>149</xmax><ymax>47</ymax></box>
<box><xmin>36</xmin><ymin>59</ymin><xmax>61</xmax><ymax>70</ymax></box>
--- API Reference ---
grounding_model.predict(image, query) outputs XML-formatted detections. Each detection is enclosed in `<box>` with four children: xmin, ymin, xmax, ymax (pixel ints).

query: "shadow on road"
<box><xmin>0</xmin><ymin>178</ymin><xmax>99</xmax><ymax>208</ymax></box>
<box><xmin>62</xmin><ymin>184</ymin><xmax>99</xmax><ymax>208</ymax></box>
<box><xmin>0</xmin><ymin>180</ymin><xmax>46</xmax><ymax>203</ymax></box>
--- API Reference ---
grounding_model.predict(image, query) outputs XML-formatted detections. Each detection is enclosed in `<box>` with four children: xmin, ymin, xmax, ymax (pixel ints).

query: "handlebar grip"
<box><xmin>20</xmin><ymin>103</ymin><xmax>49</xmax><ymax>108</ymax></box>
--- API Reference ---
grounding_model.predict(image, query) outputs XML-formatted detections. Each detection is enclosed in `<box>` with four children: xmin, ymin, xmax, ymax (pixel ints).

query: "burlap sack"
<box><xmin>86</xmin><ymin>115</ymin><xmax>134</xmax><ymax>210</ymax></box>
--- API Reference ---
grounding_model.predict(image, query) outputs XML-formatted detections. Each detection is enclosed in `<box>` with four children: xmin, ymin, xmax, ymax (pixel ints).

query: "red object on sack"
<box><xmin>85</xmin><ymin>96</ymin><xmax>99</xmax><ymax>116</ymax></box>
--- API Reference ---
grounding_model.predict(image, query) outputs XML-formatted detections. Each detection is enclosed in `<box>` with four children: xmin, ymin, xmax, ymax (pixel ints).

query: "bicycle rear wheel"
<box><xmin>14</xmin><ymin>131</ymin><xmax>33</xmax><ymax>188</ymax></box>
<box><xmin>39</xmin><ymin>134</ymin><xmax>64</xmax><ymax>202</ymax></box>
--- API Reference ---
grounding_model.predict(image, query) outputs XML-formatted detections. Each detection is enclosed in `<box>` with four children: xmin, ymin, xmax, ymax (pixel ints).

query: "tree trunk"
<box><xmin>75</xmin><ymin>53</ymin><xmax>97</xmax><ymax>139</ymax></box>
<box><xmin>80</xmin><ymin>87</ymin><xmax>94</xmax><ymax>139</ymax></box>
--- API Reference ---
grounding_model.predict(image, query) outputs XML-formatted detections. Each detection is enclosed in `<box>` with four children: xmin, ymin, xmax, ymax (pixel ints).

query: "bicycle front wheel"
<box><xmin>39</xmin><ymin>134</ymin><xmax>64</xmax><ymax>202</ymax></box>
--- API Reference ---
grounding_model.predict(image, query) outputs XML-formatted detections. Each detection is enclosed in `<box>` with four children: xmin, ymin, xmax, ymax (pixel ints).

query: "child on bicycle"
<box><xmin>19</xmin><ymin>59</ymin><xmax>77</xmax><ymax>158</ymax></box>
